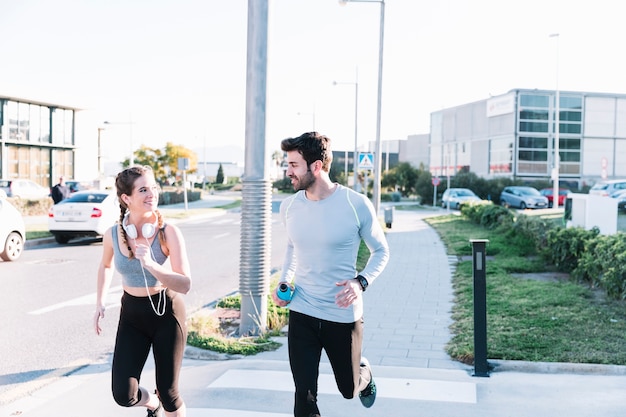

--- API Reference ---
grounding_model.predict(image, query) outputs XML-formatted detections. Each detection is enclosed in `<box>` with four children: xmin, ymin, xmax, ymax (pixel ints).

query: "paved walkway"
<box><xmin>4</xmin><ymin>198</ymin><xmax>626</xmax><ymax>416</ymax></box>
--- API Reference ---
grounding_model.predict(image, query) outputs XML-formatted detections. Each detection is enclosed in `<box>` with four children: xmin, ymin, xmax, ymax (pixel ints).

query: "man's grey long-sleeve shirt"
<box><xmin>279</xmin><ymin>184</ymin><xmax>390</xmax><ymax>323</ymax></box>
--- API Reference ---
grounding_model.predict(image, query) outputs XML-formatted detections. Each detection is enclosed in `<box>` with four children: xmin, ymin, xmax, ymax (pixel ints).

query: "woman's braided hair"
<box><xmin>115</xmin><ymin>166</ymin><xmax>165</xmax><ymax>259</ymax></box>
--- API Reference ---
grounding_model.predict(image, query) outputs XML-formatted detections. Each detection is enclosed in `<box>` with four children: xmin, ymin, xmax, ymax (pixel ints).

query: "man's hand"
<box><xmin>271</xmin><ymin>283</ymin><xmax>293</xmax><ymax>307</ymax></box>
<box><xmin>334</xmin><ymin>279</ymin><xmax>362</xmax><ymax>308</ymax></box>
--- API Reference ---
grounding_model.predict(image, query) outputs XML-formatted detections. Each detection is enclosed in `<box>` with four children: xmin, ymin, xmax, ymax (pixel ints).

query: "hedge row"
<box><xmin>462</xmin><ymin>202</ymin><xmax>626</xmax><ymax>300</ymax></box>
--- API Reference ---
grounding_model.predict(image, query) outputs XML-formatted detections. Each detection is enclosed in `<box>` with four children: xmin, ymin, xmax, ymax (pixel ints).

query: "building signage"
<box><xmin>486</xmin><ymin>92</ymin><xmax>515</xmax><ymax>117</ymax></box>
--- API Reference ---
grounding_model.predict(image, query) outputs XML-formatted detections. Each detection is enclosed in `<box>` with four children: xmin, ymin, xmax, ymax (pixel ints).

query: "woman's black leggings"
<box><xmin>111</xmin><ymin>290</ymin><xmax>186</xmax><ymax>412</ymax></box>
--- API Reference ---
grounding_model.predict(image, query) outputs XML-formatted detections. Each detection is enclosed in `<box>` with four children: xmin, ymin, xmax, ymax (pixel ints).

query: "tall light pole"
<box><xmin>339</xmin><ymin>0</ymin><xmax>385</xmax><ymax>214</ymax></box>
<box><xmin>296</xmin><ymin>110</ymin><xmax>316</xmax><ymax>131</ymax></box>
<box><xmin>333</xmin><ymin>68</ymin><xmax>359</xmax><ymax>191</ymax></box>
<box><xmin>550</xmin><ymin>33</ymin><xmax>560</xmax><ymax>210</ymax></box>
<box><xmin>103</xmin><ymin>115</ymin><xmax>135</xmax><ymax>166</ymax></box>
<box><xmin>97</xmin><ymin>127</ymin><xmax>105</xmax><ymax>179</ymax></box>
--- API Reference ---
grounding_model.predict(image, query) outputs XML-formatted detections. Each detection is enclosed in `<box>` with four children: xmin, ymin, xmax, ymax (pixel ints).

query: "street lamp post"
<box><xmin>296</xmin><ymin>111</ymin><xmax>316</xmax><ymax>131</ymax></box>
<box><xmin>333</xmin><ymin>69</ymin><xmax>359</xmax><ymax>191</ymax></box>
<box><xmin>339</xmin><ymin>0</ymin><xmax>385</xmax><ymax>214</ymax></box>
<box><xmin>103</xmin><ymin>116</ymin><xmax>135</xmax><ymax>166</ymax></box>
<box><xmin>97</xmin><ymin>127</ymin><xmax>105</xmax><ymax>179</ymax></box>
<box><xmin>550</xmin><ymin>33</ymin><xmax>560</xmax><ymax>210</ymax></box>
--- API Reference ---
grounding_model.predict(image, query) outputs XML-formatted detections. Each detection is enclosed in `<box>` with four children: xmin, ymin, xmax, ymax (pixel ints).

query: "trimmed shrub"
<box><xmin>543</xmin><ymin>226</ymin><xmax>599</xmax><ymax>273</ymax></box>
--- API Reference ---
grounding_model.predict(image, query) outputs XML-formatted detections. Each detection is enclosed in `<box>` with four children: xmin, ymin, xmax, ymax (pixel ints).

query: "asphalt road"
<box><xmin>0</xmin><ymin>209</ymin><xmax>288</xmax><ymax>405</ymax></box>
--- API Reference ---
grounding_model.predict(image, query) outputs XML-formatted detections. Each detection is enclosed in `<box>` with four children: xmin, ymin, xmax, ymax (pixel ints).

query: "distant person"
<box><xmin>272</xmin><ymin>132</ymin><xmax>390</xmax><ymax>417</ymax></box>
<box><xmin>94</xmin><ymin>165</ymin><xmax>192</xmax><ymax>416</ymax></box>
<box><xmin>51</xmin><ymin>176</ymin><xmax>70</xmax><ymax>204</ymax></box>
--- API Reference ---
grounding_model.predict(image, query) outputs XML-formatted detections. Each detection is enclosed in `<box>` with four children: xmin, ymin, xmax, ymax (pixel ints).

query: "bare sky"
<box><xmin>0</xmin><ymin>0</ymin><xmax>623</xmax><ymax>178</ymax></box>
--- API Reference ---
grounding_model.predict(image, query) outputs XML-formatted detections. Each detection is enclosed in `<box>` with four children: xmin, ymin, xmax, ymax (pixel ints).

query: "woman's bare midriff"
<box><xmin>123</xmin><ymin>286</ymin><xmax>166</xmax><ymax>297</ymax></box>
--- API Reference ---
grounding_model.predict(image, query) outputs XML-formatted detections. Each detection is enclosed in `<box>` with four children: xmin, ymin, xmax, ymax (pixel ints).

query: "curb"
<box><xmin>489</xmin><ymin>359</ymin><xmax>626</xmax><ymax>376</ymax></box>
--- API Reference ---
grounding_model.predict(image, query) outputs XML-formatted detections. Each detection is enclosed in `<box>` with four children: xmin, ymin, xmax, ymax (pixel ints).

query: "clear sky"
<box><xmin>1</xmin><ymin>0</ymin><xmax>624</xmax><ymax>178</ymax></box>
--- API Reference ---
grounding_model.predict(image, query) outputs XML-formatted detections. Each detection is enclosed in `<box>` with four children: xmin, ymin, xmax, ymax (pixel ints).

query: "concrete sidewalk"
<box><xmin>4</xmin><ymin>203</ymin><xmax>626</xmax><ymax>416</ymax></box>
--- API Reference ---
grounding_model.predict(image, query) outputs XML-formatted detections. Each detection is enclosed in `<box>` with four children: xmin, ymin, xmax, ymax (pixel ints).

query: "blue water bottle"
<box><xmin>277</xmin><ymin>282</ymin><xmax>293</xmax><ymax>303</ymax></box>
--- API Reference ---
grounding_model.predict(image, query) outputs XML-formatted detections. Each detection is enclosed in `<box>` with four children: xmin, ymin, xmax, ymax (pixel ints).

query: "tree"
<box><xmin>216</xmin><ymin>163</ymin><xmax>225</xmax><ymax>184</ymax></box>
<box><xmin>125</xmin><ymin>142</ymin><xmax>198</xmax><ymax>185</ymax></box>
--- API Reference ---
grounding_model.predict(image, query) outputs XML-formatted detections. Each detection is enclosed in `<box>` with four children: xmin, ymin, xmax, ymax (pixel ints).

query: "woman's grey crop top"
<box><xmin>112</xmin><ymin>224</ymin><xmax>168</xmax><ymax>288</ymax></box>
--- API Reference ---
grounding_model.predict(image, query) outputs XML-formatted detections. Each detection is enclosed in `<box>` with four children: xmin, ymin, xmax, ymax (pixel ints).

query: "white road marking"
<box><xmin>29</xmin><ymin>285</ymin><xmax>123</xmax><ymax>315</ymax></box>
<box><xmin>187</xmin><ymin>410</ymin><xmax>290</xmax><ymax>417</ymax></box>
<box><xmin>208</xmin><ymin>369</ymin><xmax>477</xmax><ymax>404</ymax></box>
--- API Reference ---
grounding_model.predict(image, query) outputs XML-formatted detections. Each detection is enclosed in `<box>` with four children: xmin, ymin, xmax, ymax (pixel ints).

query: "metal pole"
<box><xmin>239</xmin><ymin>0</ymin><xmax>270</xmax><ymax>336</ymax></box>
<box><xmin>372</xmin><ymin>0</ymin><xmax>385</xmax><ymax>216</ymax></box>
<box><xmin>353</xmin><ymin>70</ymin><xmax>359</xmax><ymax>192</ymax></box>
<box><xmin>550</xmin><ymin>33</ymin><xmax>560</xmax><ymax>210</ymax></box>
<box><xmin>470</xmin><ymin>239</ymin><xmax>490</xmax><ymax>377</ymax></box>
<box><xmin>97</xmin><ymin>127</ymin><xmax>103</xmax><ymax>178</ymax></box>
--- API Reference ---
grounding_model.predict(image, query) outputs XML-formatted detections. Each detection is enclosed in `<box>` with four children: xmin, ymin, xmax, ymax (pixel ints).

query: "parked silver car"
<box><xmin>441</xmin><ymin>188</ymin><xmax>482</xmax><ymax>209</ymax></box>
<box><xmin>589</xmin><ymin>179</ymin><xmax>626</xmax><ymax>197</ymax></box>
<box><xmin>499</xmin><ymin>186</ymin><xmax>549</xmax><ymax>210</ymax></box>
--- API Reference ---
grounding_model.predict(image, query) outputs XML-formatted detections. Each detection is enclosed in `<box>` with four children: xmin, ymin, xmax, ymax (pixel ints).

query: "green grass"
<box><xmin>426</xmin><ymin>214</ymin><xmax>626</xmax><ymax>365</ymax></box>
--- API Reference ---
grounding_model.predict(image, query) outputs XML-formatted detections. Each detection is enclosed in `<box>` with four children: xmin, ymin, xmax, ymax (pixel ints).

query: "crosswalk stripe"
<box><xmin>208</xmin><ymin>369</ymin><xmax>476</xmax><ymax>404</ymax></box>
<box><xmin>187</xmin><ymin>409</ymin><xmax>290</xmax><ymax>417</ymax></box>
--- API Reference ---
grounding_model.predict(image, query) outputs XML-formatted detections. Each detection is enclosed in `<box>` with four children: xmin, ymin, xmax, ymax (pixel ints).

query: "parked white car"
<box><xmin>0</xmin><ymin>196</ymin><xmax>26</xmax><ymax>261</ymax></box>
<box><xmin>48</xmin><ymin>190</ymin><xmax>118</xmax><ymax>244</ymax></box>
<box><xmin>0</xmin><ymin>179</ymin><xmax>50</xmax><ymax>199</ymax></box>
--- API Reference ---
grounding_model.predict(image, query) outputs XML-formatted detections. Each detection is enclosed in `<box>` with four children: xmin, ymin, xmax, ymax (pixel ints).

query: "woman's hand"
<box><xmin>134</xmin><ymin>243</ymin><xmax>155</xmax><ymax>268</ymax></box>
<box><xmin>94</xmin><ymin>305</ymin><xmax>105</xmax><ymax>335</ymax></box>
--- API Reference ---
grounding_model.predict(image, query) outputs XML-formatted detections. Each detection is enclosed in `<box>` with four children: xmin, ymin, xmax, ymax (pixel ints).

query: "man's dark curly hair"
<box><xmin>281</xmin><ymin>132</ymin><xmax>333</xmax><ymax>172</ymax></box>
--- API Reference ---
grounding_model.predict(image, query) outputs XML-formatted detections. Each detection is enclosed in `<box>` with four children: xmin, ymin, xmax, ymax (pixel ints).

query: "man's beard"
<box><xmin>292</xmin><ymin>170</ymin><xmax>315</xmax><ymax>191</ymax></box>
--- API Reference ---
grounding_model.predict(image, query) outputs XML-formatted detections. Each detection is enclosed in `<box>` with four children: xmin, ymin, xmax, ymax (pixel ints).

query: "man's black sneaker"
<box><xmin>359</xmin><ymin>357</ymin><xmax>377</xmax><ymax>408</ymax></box>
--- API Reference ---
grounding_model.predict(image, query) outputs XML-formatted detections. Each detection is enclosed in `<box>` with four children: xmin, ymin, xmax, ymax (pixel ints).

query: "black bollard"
<box><xmin>470</xmin><ymin>239</ymin><xmax>490</xmax><ymax>377</ymax></box>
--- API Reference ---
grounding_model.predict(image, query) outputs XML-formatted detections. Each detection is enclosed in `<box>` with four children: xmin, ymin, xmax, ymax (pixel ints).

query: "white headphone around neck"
<box><xmin>122</xmin><ymin>212</ymin><xmax>158</xmax><ymax>239</ymax></box>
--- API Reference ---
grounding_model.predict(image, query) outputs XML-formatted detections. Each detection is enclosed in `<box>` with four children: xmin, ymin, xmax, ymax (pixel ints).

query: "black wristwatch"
<box><xmin>356</xmin><ymin>275</ymin><xmax>369</xmax><ymax>292</ymax></box>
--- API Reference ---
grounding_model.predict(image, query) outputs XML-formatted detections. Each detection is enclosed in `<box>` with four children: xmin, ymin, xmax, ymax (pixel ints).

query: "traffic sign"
<box><xmin>432</xmin><ymin>177</ymin><xmax>440</xmax><ymax>186</ymax></box>
<box><xmin>359</xmin><ymin>153</ymin><xmax>374</xmax><ymax>170</ymax></box>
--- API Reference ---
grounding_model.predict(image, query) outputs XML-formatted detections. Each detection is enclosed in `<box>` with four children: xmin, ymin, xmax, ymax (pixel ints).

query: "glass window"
<box><xmin>7</xmin><ymin>101</ymin><xmax>18</xmax><ymax>140</ymax></box>
<box><xmin>519</xmin><ymin>137</ymin><xmax>548</xmax><ymax>149</ymax></box>
<box><xmin>29</xmin><ymin>104</ymin><xmax>40</xmax><ymax>143</ymax></box>
<box><xmin>520</xmin><ymin>94</ymin><xmax>549</xmax><ymax>107</ymax></box>
<box><xmin>559</xmin><ymin>123</ymin><xmax>581</xmax><ymax>134</ymax></box>
<box><xmin>559</xmin><ymin>111</ymin><xmax>581</xmax><ymax>122</ymax></box>
<box><xmin>519</xmin><ymin>150</ymin><xmax>548</xmax><ymax>161</ymax></box>
<box><xmin>560</xmin><ymin>96</ymin><xmax>582</xmax><ymax>110</ymax></box>
<box><xmin>18</xmin><ymin>102</ymin><xmax>30</xmax><ymax>141</ymax></box>
<box><xmin>40</xmin><ymin>107</ymin><xmax>50</xmax><ymax>142</ymax></box>
<box><xmin>519</xmin><ymin>121</ymin><xmax>549</xmax><ymax>132</ymax></box>
<box><xmin>52</xmin><ymin>108</ymin><xmax>64</xmax><ymax>144</ymax></box>
<box><xmin>520</xmin><ymin>110</ymin><xmax>549</xmax><ymax>120</ymax></box>
<box><xmin>560</xmin><ymin>138</ymin><xmax>580</xmax><ymax>150</ymax></box>
<box><xmin>489</xmin><ymin>137</ymin><xmax>513</xmax><ymax>174</ymax></box>
<box><xmin>64</xmin><ymin>109</ymin><xmax>73</xmax><ymax>145</ymax></box>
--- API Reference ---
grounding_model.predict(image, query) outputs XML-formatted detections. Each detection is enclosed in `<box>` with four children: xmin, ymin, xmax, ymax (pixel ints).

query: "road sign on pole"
<box><xmin>359</xmin><ymin>153</ymin><xmax>374</xmax><ymax>170</ymax></box>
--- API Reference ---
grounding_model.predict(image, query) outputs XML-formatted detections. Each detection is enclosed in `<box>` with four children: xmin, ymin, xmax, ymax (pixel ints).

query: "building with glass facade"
<box><xmin>429</xmin><ymin>89</ymin><xmax>626</xmax><ymax>188</ymax></box>
<box><xmin>0</xmin><ymin>95</ymin><xmax>78</xmax><ymax>188</ymax></box>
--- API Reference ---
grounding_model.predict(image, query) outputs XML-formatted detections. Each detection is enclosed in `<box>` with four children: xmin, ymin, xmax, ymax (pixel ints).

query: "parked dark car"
<box><xmin>611</xmin><ymin>189</ymin><xmax>626</xmax><ymax>211</ymax></box>
<box><xmin>500</xmin><ymin>186</ymin><xmax>549</xmax><ymax>210</ymax></box>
